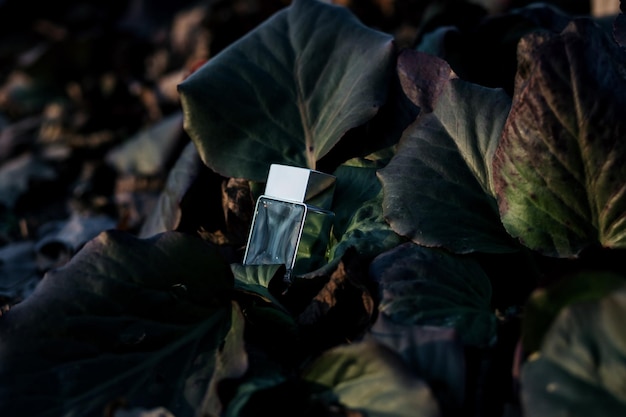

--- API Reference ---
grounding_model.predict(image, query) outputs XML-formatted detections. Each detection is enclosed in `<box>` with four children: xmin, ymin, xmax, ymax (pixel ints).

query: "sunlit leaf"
<box><xmin>302</xmin><ymin>339</ymin><xmax>440</xmax><ymax>417</ymax></box>
<box><xmin>230</xmin><ymin>263</ymin><xmax>286</xmax><ymax>305</ymax></box>
<box><xmin>493</xmin><ymin>19</ymin><xmax>626</xmax><ymax>257</ymax></box>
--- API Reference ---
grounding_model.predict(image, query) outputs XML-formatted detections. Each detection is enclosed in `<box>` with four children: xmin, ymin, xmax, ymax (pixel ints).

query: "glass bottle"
<box><xmin>243</xmin><ymin>164</ymin><xmax>335</xmax><ymax>280</ymax></box>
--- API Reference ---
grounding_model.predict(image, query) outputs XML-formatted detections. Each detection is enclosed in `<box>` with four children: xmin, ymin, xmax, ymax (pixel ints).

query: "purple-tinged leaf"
<box><xmin>379</xmin><ymin>77</ymin><xmax>516</xmax><ymax>254</ymax></box>
<box><xmin>493</xmin><ymin>19</ymin><xmax>626</xmax><ymax>257</ymax></box>
<box><xmin>368</xmin><ymin>314</ymin><xmax>465</xmax><ymax>414</ymax></box>
<box><xmin>370</xmin><ymin>242</ymin><xmax>496</xmax><ymax>347</ymax></box>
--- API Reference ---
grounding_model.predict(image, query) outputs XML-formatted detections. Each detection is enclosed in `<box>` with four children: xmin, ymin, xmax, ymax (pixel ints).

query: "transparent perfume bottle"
<box><xmin>243</xmin><ymin>164</ymin><xmax>335</xmax><ymax>279</ymax></box>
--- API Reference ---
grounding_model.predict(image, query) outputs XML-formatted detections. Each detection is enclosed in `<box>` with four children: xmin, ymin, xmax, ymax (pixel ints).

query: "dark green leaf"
<box><xmin>521</xmin><ymin>285</ymin><xmax>626</xmax><ymax>416</ymax></box>
<box><xmin>367</xmin><ymin>313</ymin><xmax>465</xmax><ymax>414</ymax></box>
<box><xmin>198</xmin><ymin>302</ymin><xmax>248</xmax><ymax>416</ymax></box>
<box><xmin>178</xmin><ymin>0</ymin><xmax>394</xmax><ymax>180</ymax></box>
<box><xmin>521</xmin><ymin>269</ymin><xmax>626</xmax><ymax>353</ymax></box>
<box><xmin>379</xmin><ymin>77</ymin><xmax>517</xmax><ymax>254</ymax></box>
<box><xmin>230</xmin><ymin>263</ymin><xmax>286</xmax><ymax>305</ymax></box>
<box><xmin>326</xmin><ymin>189</ymin><xmax>403</xmax><ymax>271</ymax></box>
<box><xmin>0</xmin><ymin>230</ymin><xmax>234</xmax><ymax>417</ymax></box>
<box><xmin>370</xmin><ymin>242</ymin><xmax>496</xmax><ymax>347</ymax></box>
<box><xmin>330</xmin><ymin>157</ymin><xmax>387</xmax><ymax>239</ymax></box>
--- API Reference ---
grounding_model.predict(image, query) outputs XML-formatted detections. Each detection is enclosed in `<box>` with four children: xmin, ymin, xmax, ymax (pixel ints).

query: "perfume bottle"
<box><xmin>243</xmin><ymin>164</ymin><xmax>335</xmax><ymax>279</ymax></box>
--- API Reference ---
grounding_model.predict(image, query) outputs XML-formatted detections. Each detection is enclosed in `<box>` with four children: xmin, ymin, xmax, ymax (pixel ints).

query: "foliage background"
<box><xmin>0</xmin><ymin>1</ymin><xmax>624</xmax><ymax>417</ymax></box>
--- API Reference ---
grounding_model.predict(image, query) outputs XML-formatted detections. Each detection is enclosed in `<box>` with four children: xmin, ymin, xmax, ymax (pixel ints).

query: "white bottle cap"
<box><xmin>263</xmin><ymin>164</ymin><xmax>335</xmax><ymax>208</ymax></box>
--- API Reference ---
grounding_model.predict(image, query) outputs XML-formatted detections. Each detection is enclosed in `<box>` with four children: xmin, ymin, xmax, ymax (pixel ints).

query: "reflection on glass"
<box><xmin>244</xmin><ymin>197</ymin><xmax>306</xmax><ymax>272</ymax></box>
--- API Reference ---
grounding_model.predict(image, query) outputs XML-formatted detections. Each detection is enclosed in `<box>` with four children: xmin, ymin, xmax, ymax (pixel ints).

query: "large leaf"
<box><xmin>492</xmin><ymin>19</ymin><xmax>626</xmax><ymax>257</ymax></box>
<box><xmin>370</xmin><ymin>242</ymin><xmax>496</xmax><ymax>347</ymax></box>
<box><xmin>302</xmin><ymin>339</ymin><xmax>440</xmax><ymax>417</ymax></box>
<box><xmin>521</xmin><ymin>284</ymin><xmax>626</xmax><ymax>416</ymax></box>
<box><xmin>521</xmin><ymin>269</ymin><xmax>626</xmax><ymax>353</ymax></box>
<box><xmin>367</xmin><ymin>313</ymin><xmax>465</xmax><ymax>414</ymax></box>
<box><xmin>378</xmin><ymin>77</ymin><xmax>517</xmax><ymax>254</ymax></box>
<box><xmin>178</xmin><ymin>0</ymin><xmax>394</xmax><ymax>180</ymax></box>
<box><xmin>0</xmin><ymin>230</ymin><xmax>234</xmax><ymax>417</ymax></box>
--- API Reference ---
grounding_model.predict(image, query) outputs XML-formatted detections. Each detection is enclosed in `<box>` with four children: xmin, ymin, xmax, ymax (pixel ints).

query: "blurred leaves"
<box><xmin>521</xmin><ymin>284</ymin><xmax>626</xmax><ymax>416</ymax></box>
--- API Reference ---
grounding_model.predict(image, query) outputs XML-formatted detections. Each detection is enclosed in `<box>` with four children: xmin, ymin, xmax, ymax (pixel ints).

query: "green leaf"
<box><xmin>178</xmin><ymin>0</ymin><xmax>394</xmax><ymax>180</ymax></box>
<box><xmin>493</xmin><ymin>19</ymin><xmax>626</xmax><ymax>257</ymax></box>
<box><xmin>302</xmin><ymin>339</ymin><xmax>440</xmax><ymax>417</ymax></box>
<box><xmin>230</xmin><ymin>263</ymin><xmax>286</xmax><ymax>305</ymax></box>
<box><xmin>521</xmin><ymin>269</ymin><xmax>626</xmax><ymax>353</ymax></box>
<box><xmin>0</xmin><ymin>230</ymin><xmax>234</xmax><ymax>417</ymax></box>
<box><xmin>378</xmin><ymin>77</ymin><xmax>517</xmax><ymax>254</ymax></box>
<box><xmin>367</xmin><ymin>314</ymin><xmax>465</xmax><ymax>414</ymax></box>
<box><xmin>521</xmin><ymin>285</ymin><xmax>626</xmax><ymax>416</ymax></box>
<box><xmin>326</xmin><ymin>189</ymin><xmax>403</xmax><ymax>270</ymax></box>
<box><xmin>370</xmin><ymin>242</ymin><xmax>496</xmax><ymax>347</ymax></box>
<box><xmin>230</xmin><ymin>264</ymin><xmax>301</xmax><ymax>367</ymax></box>
<box><xmin>330</xmin><ymin>157</ymin><xmax>387</xmax><ymax>240</ymax></box>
